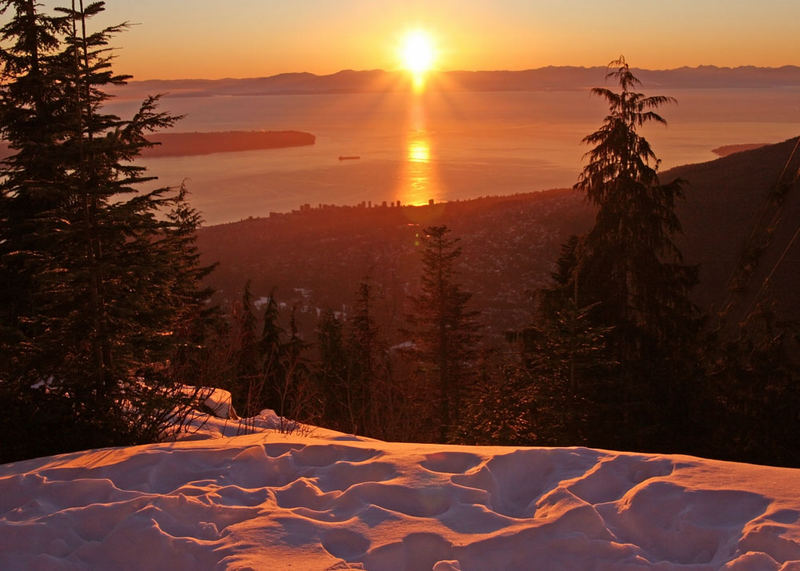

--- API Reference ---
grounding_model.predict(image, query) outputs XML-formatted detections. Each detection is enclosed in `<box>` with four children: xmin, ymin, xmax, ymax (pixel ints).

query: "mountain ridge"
<box><xmin>113</xmin><ymin>66</ymin><xmax>800</xmax><ymax>99</ymax></box>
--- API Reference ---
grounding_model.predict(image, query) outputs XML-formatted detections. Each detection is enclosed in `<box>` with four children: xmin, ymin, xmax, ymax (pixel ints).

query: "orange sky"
<box><xmin>64</xmin><ymin>1</ymin><xmax>800</xmax><ymax>79</ymax></box>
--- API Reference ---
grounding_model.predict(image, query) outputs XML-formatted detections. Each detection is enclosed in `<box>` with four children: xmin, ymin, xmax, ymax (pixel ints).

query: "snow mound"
<box><xmin>2</xmin><ymin>427</ymin><xmax>800</xmax><ymax>570</ymax></box>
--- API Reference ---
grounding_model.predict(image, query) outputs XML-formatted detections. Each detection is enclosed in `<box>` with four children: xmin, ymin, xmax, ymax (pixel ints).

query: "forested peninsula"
<box><xmin>0</xmin><ymin>130</ymin><xmax>315</xmax><ymax>160</ymax></box>
<box><xmin>141</xmin><ymin>130</ymin><xmax>315</xmax><ymax>157</ymax></box>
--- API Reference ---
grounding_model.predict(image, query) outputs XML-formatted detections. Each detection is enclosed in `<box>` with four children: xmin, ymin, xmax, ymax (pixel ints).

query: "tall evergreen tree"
<box><xmin>274</xmin><ymin>304</ymin><xmax>315</xmax><ymax>430</ymax></box>
<box><xmin>232</xmin><ymin>281</ymin><xmax>261</xmax><ymax>415</ymax></box>
<box><xmin>574</xmin><ymin>58</ymin><xmax>696</xmax><ymax>341</ymax></box>
<box><xmin>468</xmin><ymin>237</ymin><xmax>612</xmax><ymax>448</ymax></box>
<box><xmin>258</xmin><ymin>289</ymin><xmax>288</xmax><ymax>414</ymax></box>
<box><xmin>314</xmin><ymin>307</ymin><xmax>350</xmax><ymax>430</ymax></box>
<box><xmin>230</xmin><ymin>286</ymin><xmax>298</xmax><ymax>420</ymax></box>
<box><xmin>313</xmin><ymin>278</ymin><xmax>405</xmax><ymax>438</ymax></box>
<box><xmin>346</xmin><ymin>278</ymin><xmax>384</xmax><ymax>435</ymax></box>
<box><xmin>406</xmin><ymin>225</ymin><xmax>480</xmax><ymax>442</ymax></box>
<box><xmin>0</xmin><ymin>1</ymin><xmax>214</xmax><ymax>461</ymax></box>
<box><xmin>547</xmin><ymin>57</ymin><xmax>699</xmax><ymax>451</ymax></box>
<box><xmin>0</xmin><ymin>0</ymin><xmax>69</xmax><ymax>373</ymax></box>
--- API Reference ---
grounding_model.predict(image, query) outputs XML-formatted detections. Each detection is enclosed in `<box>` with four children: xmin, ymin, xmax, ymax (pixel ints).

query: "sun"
<box><xmin>400</xmin><ymin>30</ymin><xmax>436</xmax><ymax>75</ymax></box>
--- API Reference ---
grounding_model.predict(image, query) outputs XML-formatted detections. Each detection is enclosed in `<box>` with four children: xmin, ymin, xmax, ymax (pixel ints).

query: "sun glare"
<box><xmin>408</xmin><ymin>139</ymin><xmax>430</xmax><ymax>163</ymax></box>
<box><xmin>400</xmin><ymin>30</ymin><xmax>436</xmax><ymax>79</ymax></box>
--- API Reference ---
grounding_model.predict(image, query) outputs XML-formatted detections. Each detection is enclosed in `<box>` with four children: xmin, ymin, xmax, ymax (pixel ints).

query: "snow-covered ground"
<box><xmin>2</xmin><ymin>407</ymin><xmax>800</xmax><ymax>570</ymax></box>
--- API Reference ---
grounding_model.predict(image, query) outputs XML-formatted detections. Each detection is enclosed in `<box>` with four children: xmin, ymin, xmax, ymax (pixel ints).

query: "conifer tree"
<box><xmin>705</xmin><ymin>307</ymin><xmax>800</xmax><ymax>467</ymax></box>
<box><xmin>574</xmin><ymin>58</ymin><xmax>696</xmax><ymax>340</ymax></box>
<box><xmin>407</xmin><ymin>225</ymin><xmax>480</xmax><ymax>442</ymax></box>
<box><xmin>313</xmin><ymin>278</ymin><xmax>402</xmax><ymax>438</ymax></box>
<box><xmin>258</xmin><ymin>290</ymin><xmax>288</xmax><ymax>413</ymax></box>
<box><xmin>462</xmin><ymin>361</ymin><xmax>535</xmax><ymax>446</ymax></box>
<box><xmin>314</xmin><ymin>307</ymin><xmax>351</xmax><ymax>430</ymax></box>
<box><xmin>346</xmin><ymin>279</ymin><xmax>383</xmax><ymax>434</ymax></box>
<box><xmin>275</xmin><ymin>305</ymin><xmax>315</xmax><ymax>430</ymax></box>
<box><xmin>0</xmin><ymin>0</ymin><xmax>84</xmax><ymax>460</ymax></box>
<box><xmin>0</xmin><ymin>1</ymin><xmax>214</xmax><ymax>461</ymax></box>
<box><xmin>232</xmin><ymin>281</ymin><xmax>261</xmax><ymax>415</ymax></box>
<box><xmin>547</xmin><ymin>57</ymin><xmax>699</xmax><ymax>451</ymax></box>
<box><xmin>519</xmin><ymin>297</ymin><xmax>613</xmax><ymax>446</ymax></box>
<box><xmin>230</xmin><ymin>286</ymin><xmax>299</xmax><ymax>419</ymax></box>
<box><xmin>0</xmin><ymin>0</ymin><xmax>69</xmax><ymax>373</ymax></box>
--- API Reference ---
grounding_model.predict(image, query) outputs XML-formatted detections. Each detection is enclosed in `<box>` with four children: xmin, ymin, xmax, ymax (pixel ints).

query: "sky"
<box><xmin>24</xmin><ymin>1</ymin><xmax>800</xmax><ymax>79</ymax></box>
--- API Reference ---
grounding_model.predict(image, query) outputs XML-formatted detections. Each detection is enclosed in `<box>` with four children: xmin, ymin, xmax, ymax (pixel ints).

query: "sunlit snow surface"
<box><xmin>2</xmin><ymin>411</ymin><xmax>800</xmax><ymax>570</ymax></box>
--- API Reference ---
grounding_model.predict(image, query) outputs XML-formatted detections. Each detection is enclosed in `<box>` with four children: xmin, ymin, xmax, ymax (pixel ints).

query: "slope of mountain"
<box><xmin>672</xmin><ymin>137</ymin><xmax>800</xmax><ymax>323</ymax></box>
<box><xmin>197</xmin><ymin>190</ymin><xmax>593</xmax><ymax>337</ymax></box>
<box><xmin>197</xmin><ymin>138</ymin><xmax>800</xmax><ymax>335</ymax></box>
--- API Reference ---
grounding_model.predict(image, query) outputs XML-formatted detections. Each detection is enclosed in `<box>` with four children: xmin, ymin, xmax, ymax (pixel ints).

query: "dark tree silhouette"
<box><xmin>0</xmin><ymin>1</ymin><xmax>213</xmax><ymax>462</ymax></box>
<box><xmin>406</xmin><ymin>225</ymin><xmax>480</xmax><ymax>442</ymax></box>
<box><xmin>543</xmin><ymin>57</ymin><xmax>700</xmax><ymax>451</ymax></box>
<box><xmin>314</xmin><ymin>308</ymin><xmax>349</xmax><ymax>429</ymax></box>
<box><xmin>232</xmin><ymin>281</ymin><xmax>262</xmax><ymax>416</ymax></box>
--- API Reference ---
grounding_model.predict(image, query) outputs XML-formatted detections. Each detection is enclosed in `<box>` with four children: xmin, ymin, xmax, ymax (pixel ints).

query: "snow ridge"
<box><xmin>1</xmin><ymin>426</ymin><xmax>800</xmax><ymax>570</ymax></box>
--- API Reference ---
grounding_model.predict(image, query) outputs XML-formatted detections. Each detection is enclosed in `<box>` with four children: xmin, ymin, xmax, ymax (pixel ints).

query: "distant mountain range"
<box><xmin>114</xmin><ymin>66</ymin><xmax>800</xmax><ymax>99</ymax></box>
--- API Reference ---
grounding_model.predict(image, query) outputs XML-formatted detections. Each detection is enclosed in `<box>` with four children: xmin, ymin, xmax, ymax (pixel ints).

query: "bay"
<box><xmin>107</xmin><ymin>88</ymin><xmax>800</xmax><ymax>225</ymax></box>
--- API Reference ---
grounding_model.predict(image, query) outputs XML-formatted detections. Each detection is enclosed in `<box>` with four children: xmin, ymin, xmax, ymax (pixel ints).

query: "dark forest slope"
<box><xmin>197</xmin><ymin>137</ymin><xmax>800</xmax><ymax>335</ymax></box>
<box><xmin>198</xmin><ymin>190</ymin><xmax>593</xmax><ymax>336</ymax></box>
<box><xmin>672</xmin><ymin>137</ymin><xmax>800</xmax><ymax>323</ymax></box>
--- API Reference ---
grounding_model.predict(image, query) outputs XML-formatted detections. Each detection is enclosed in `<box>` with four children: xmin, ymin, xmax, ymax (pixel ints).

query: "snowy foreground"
<box><xmin>2</xmin><ymin>409</ymin><xmax>800</xmax><ymax>570</ymax></box>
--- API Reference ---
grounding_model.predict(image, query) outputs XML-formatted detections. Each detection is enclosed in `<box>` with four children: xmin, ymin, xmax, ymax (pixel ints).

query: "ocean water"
<box><xmin>106</xmin><ymin>88</ymin><xmax>800</xmax><ymax>225</ymax></box>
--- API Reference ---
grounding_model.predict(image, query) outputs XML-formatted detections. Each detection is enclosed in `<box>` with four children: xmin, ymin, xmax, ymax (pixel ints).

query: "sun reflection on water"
<box><xmin>400</xmin><ymin>133</ymin><xmax>437</xmax><ymax>206</ymax></box>
<box><xmin>395</xmin><ymin>86</ymin><xmax>440</xmax><ymax>208</ymax></box>
<box><xmin>408</xmin><ymin>139</ymin><xmax>430</xmax><ymax>163</ymax></box>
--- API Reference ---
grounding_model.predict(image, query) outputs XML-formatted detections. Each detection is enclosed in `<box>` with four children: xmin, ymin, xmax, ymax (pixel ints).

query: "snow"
<box><xmin>2</xmin><ymin>407</ymin><xmax>800</xmax><ymax>570</ymax></box>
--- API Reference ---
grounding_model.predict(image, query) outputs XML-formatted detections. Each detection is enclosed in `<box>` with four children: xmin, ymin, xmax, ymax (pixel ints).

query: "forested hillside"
<box><xmin>197</xmin><ymin>189</ymin><xmax>593</xmax><ymax>338</ymax></box>
<box><xmin>198</xmin><ymin>137</ymin><xmax>800</xmax><ymax>333</ymax></box>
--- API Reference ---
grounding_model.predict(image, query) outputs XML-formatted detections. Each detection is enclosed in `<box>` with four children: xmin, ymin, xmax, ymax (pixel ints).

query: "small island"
<box><xmin>141</xmin><ymin>130</ymin><xmax>315</xmax><ymax>158</ymax></box>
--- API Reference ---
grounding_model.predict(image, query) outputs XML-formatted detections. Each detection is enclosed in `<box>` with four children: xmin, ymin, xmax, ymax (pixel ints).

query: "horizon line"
<box><xmin>126</xmin><ymin>63</ymin><xmax>800</xmax><ymax>83</ymax></box>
